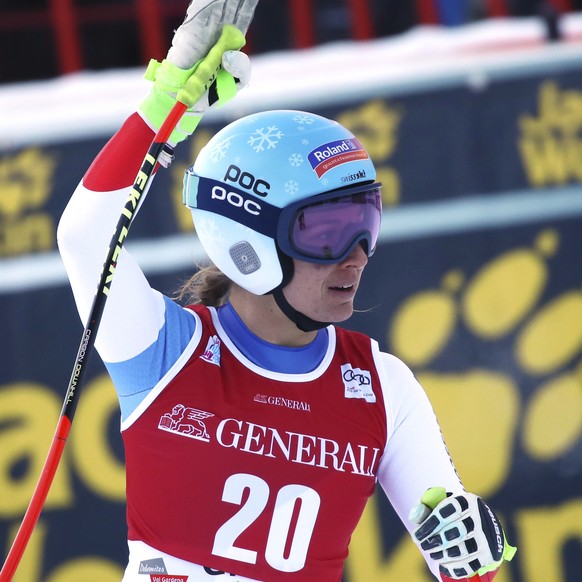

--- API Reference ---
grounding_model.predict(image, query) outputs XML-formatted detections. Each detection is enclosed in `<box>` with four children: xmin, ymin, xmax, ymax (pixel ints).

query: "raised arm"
<box><xmin>57</xmin><ymin>1</ymin><xmax>255</xmax><ymax>365</ymax></box>
<box><xmin>57</xmin><ymin>113</ymin><xmax>168</xmax><ymax>363</ymax></box>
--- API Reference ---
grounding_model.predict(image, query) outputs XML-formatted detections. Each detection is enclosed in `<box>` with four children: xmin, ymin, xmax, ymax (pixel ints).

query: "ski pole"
<box><xmin>0</xmin><ymin>24</ymin><xmax>245</xmax><ymax>581</ymax></box>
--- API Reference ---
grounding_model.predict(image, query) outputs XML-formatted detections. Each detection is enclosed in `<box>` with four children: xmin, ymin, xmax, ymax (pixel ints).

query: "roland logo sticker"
<box><xmin>308</xmin><ymin>138</ymin><xmax>369</xmax><ymax>178</ymax></box>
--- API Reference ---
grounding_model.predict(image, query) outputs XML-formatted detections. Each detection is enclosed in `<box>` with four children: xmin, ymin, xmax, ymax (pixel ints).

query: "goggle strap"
<box><xmin>186</xmin><ymin>175</ymin><xmax>280</xmax><ymax>238</ymax></box>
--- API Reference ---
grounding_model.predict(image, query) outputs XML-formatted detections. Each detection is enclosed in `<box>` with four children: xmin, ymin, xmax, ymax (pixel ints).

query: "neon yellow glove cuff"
<box><xmin>139</xmin><ymin>59</ymin><xmax>203</xmax><ymax>145</ymax></box>
<box><xmin>139</xmin><ymin>56</ymin><xmax>239</xmax><ymax>146</ymax></box>
<box><xmin>476</xmin><ymin>539</ymin><xmax>517</xmax><ymax>576</ymax></box>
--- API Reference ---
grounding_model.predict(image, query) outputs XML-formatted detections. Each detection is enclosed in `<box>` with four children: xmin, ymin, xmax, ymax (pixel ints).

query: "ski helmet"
<box><xmin>183</xmin><ymin>110</ymin><xmax>382</xmax><ymax>296</ymax></box>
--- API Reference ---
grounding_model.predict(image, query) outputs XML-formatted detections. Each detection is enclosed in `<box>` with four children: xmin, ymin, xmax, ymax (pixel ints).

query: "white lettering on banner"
<box><xmin>215</xmin><ymin>418</ymin><xmax>379</xmax><ymax>477</ymax></box>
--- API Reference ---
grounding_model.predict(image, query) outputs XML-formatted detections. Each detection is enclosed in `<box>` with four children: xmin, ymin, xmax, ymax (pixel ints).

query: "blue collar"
<box><xmin>217</xmin><ymin>302</ymin><xmax>328</xmax><ymax>373</ymax></box>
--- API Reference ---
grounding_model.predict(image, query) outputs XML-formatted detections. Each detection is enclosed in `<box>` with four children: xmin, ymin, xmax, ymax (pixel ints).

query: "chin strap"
<box><xmin>272</xmin><ymin>288</ymin><xmax>330</xmax><ymax>332</ymax></box>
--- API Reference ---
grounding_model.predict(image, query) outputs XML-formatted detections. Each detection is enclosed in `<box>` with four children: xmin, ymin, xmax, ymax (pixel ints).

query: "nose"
<box><xmin>341</xmin><ymin>242</ymin><xmax>368</xmax><ymax>268</ymax></box>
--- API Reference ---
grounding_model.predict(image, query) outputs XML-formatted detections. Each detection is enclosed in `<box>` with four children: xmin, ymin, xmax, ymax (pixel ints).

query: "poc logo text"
<box><xmin>224</xmin><ymin>164</ymin><xmax>270</xmax><ymax>197</ymax></box>
<box><xmin>211</xmin><ymin>186</ymin><xmax>261</xmax><ymax>216</ymax></box>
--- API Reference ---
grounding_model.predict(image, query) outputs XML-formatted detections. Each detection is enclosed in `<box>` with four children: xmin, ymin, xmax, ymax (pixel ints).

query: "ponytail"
<box><xmin>176</xmin><ymin>263</ymin><xmax>232</xmax><ymax>307</ymax></box>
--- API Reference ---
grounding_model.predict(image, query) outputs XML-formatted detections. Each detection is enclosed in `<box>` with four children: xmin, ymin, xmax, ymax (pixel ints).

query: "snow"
<box><xmin>1</xmin><ymin>14</ymin><xmax>582</xmax><ymax>148</ymax></box>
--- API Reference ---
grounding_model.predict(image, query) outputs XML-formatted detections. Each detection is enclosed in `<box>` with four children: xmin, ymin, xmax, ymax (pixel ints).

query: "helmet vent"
<box><xmin>229</xmin><ymin>242</ymin><xmax>261</xmax><ymax>275</ymax></box>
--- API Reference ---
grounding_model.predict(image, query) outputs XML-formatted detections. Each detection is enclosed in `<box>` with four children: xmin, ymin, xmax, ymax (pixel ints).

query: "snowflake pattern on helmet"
<box><xmin>289</xmin><ymin>153</ymin><xmax>304</xmax><ymax>167</ymax></box>
<box><xmin>193</xmin><ymin>215</ymin><xmax>227</xmax><ymax>247</ymax></box>
<box><xmin>242</xmin><ymin>113</ymin><xmax>258</xmax><ymax>125</ymax></box>
<box><xmin>248</xmin><ymin>126</ymin><xmax>284</xmax><ymax>152</ymax></box>
<box><xmin>285</xmin><ymin>180</ymin><xmax>299</xmax><ymax>195</ymax></box>
<box><xmin>209</xmin><ymin>137</ymin><xmax>232</xmax><ymax>163</ymax></box>
<box><xmin>184</xmin><ymin>109</ymin><xmax>377</xmax><ymax>295</ymax></box>
<box><xmin>293</xmin><ymin>114</ymin><xmax>315</xmax><ymax>126</ymax></box>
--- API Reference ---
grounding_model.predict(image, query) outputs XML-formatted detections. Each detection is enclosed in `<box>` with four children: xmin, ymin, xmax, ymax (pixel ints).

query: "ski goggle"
<box><xmin>277</xmin><ymin>183</ymin><xmax>382</xmax><ymax>263</ymax></box>
<box><xmin>184</xmin><ymin>172</ymin><xmax>382</xmax><ymax>265</ymax></box>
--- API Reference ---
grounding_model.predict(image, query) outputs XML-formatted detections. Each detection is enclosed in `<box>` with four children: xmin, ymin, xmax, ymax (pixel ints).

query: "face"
<box><xmin>282</xmin><ymin>244</ymin><xmax>369</xmax><ymax>324</ymax></box>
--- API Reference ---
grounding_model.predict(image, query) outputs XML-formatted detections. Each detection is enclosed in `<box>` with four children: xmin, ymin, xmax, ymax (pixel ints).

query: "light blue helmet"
<box><xmin>183</xmin><ymin>110</ymin><xmax>380</xmax><ymax>295</ymax></box>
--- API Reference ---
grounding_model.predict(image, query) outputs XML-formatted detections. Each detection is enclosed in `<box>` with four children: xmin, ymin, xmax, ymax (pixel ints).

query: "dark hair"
<box><xmin>175</xmin><ymin>263</ymin><xmax>232</xmax><ymax>307</ymax></box>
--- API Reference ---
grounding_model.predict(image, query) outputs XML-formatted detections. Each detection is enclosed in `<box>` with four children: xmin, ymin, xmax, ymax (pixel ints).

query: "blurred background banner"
<box><xmin>1</xmin><ymin>3</ymin><xmax>582</xmax><ymax>581</ymax></box>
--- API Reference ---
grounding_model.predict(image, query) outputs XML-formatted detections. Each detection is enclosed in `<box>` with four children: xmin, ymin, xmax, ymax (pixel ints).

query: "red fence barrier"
<box><xmin>0</xmin><ymin>0</ymin><xmax>578</xmax><ymax>80</ymax></box>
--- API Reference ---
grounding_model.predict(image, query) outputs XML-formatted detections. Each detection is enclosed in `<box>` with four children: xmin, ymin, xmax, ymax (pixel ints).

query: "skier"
<box><xmin>57</xmin><ymin>1</ymin><xmax>515</xmax><ymax>580</ymax></box>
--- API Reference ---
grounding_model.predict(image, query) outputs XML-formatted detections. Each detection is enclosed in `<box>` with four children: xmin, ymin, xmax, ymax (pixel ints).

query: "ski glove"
<box><xmin>139</xmin><ymin>0</ymin><xmax>257</xmax><ymax>146</ymax></box>
<box><xmin>167</xmin><ymin>0</ymin><xmax>258</xmax><ymax>68</ymax></box>
<box><xmin>139</xmin><ymin>50</ymin><xmax>250</xmax><ymax>146</ymax></box>
<box><xmin>410</xmin><ymin>488</ymin><xmax>516</xmax><ymax>581</ymax></box>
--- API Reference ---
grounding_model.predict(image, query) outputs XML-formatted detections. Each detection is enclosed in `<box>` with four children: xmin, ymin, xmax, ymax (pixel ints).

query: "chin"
<box><xmin>328</xmin><ymin>306</ymin><xmax>355</xmax><ymax>323</ymax></box>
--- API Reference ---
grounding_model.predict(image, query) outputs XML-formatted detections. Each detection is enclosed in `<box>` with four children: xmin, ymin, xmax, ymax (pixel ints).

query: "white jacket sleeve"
<box><xmin>56</xmin><ymin>113</ymin><xmax>166</xmax><ymax>363</ymax></box>
<box><xmin>375</xmin><ymin>350</ymin><xmax>464</xmax><ymax>578</ymax></box>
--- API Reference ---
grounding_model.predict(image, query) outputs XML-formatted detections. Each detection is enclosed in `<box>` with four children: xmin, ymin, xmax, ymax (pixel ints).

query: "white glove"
<box><xmin>409</xmin><ymin>488</ymin><xmax>516</xmax><ymax>580</ymax></box>
<box><xmin>167</xmin><ymin>0</ymin><xmax>259</xmax><ymax>69</ymax></box>
<box><xmin>139</xmin><ymin>0</ymin><xmax>256</xmax><ymax>146</ymax></box>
